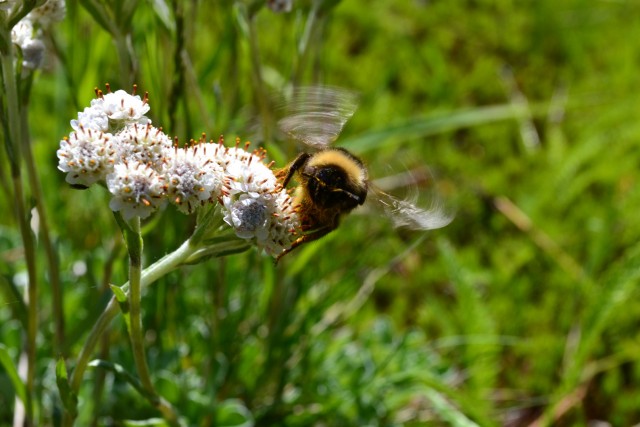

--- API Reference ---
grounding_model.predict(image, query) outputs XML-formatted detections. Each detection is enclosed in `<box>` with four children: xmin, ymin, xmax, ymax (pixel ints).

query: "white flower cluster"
<box><xmin>57</xmin><ymin>87</ymin><xmax>301</xmax><ymax>257</ymax></box>
<box><xmin>220</xmin><ymin>147</ymin><xmax>300</xmax><ymax>256</ymax></box>
<box><xmin>8</xmin><ymin>0</ymin><xmax>66</xmax><ymax>70</ymax></box>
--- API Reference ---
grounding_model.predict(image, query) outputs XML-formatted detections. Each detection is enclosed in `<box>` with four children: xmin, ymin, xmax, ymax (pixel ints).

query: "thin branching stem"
<box><xmin>19</xmin><ymin>93</ymin><xmax>65</xmax><ymax>355</ymax></box>
<box><xmin>65</xmin><ymin>239</ymin><xmax>196</xmax><ymax>426</ymax></box>
<box><xmin>125</xmin><ymin>218</ymin><xmax>181</xmax><ymax>425</ymax></box>
<box><xmin>1</xmin><ymin>33</ymin><xmax>38</xmax><ymax>422</ymax></box>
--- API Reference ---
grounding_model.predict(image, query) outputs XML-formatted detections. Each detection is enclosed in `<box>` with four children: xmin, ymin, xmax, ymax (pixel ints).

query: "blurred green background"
<box><xmin>2</xmin><ymin>0</ymin><xmax>640</xmax><ymax>425</ymax></box>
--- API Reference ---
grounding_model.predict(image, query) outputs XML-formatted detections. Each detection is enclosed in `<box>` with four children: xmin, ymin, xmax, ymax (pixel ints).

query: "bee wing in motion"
<box><xmin>373</xmin><ymin>188</ymin><xmax>454</xmax><ymax>230</ymax></box>
<box><xmin>277</xmin><ymin>86</ymin><xmax>359</xmax><ymax>148</ymax></box>
<box><xmin>369</xmin><ymin>169</ymin><xmax>454</xmax><ymax>230</ymax></box>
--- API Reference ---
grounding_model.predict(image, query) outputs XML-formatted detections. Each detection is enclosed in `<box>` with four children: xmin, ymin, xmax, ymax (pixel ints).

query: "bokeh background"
<box><xmin>2</xmin><ymin>0</ymin><xmax>640</xmax><ymax>425</ymax></box>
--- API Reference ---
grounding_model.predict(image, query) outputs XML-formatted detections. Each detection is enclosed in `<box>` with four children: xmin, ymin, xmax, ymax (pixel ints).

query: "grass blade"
<box><xmin>342</xmin><ymin>103</ymin><xmax>535</xmax><ymax>153</ymax></box>
<box><xmin>0</xmin><ymin>344</ymin><xmax>27</xmax><ymax>405</ymax></box>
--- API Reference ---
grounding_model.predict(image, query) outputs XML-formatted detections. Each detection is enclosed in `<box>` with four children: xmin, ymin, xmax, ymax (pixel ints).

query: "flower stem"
<box><xmin>1</xmin><ymin>28</ymin><xmax>38</xmax><ymax>422</ymax></box>
<box><xmin>125</xmin><ymin>218</ymin><xmax>181</xmax><ymax>425</ymax></box>
<box><xmin>127</xmin><ymin>218</ymin><xmax>155</xmax><ymax>394</ymax></box>
<box><xmin>65</xmin><ymin>239</ymin><xmax>195</xmax><ymax>426</ymax></box>
<box><xmin>19</xmin><ymin>85</ymin><xmax>65</xmax><ymax>356</ymax></box>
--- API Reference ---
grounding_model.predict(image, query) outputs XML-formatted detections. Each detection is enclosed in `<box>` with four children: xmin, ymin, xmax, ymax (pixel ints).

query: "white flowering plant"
<box><xmin>57</xmin><ymin>85</ymin><xmax>301</xmax><ymax>258</ymax></box>
<box><xmin>3</xmin><ymin>0</ymin><xmax>65</xmax><ymax>71</ymax></box>
<box><xmin>52</xmin><ymin>85</ymin><xmax>304</xmax><ymax>425</ymax></box>
<box><xmin>1</xmin><ymin>2</ymin><xmax>476</xmax><ymax>427</ymax></box>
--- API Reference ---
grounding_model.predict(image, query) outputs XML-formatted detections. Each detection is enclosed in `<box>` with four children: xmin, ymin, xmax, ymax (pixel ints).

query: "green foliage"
<box><xmin>0</xmin><ymin>344</ymin><xmax>27</xmax><ymax>408</ymax></box>
<box><xmin>55</xmin><ymin>358</ymin><xmax>77</xmax><ymax>419</ymax></box>
<box><xmin>2</xmin><ymin>0</ymin><xmax>640</xmax><ymax>425</ymax></box>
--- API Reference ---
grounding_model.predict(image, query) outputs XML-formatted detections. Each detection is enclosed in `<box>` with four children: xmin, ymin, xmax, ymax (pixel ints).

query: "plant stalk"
<box><xmin>125</xmin><ymin>218</ymin><xmax>181</xmax><ymax>425</ymax></box>
<box><xmin>127</xmin><ymin>218</ymin><xmax>155</xmax><ymax>393</ymax></box>
<box><xmin>64</xmin><ymin>239</ymin><xmax>196</xmax><ymax>426</ymax></box>
<box><xmin>19</xmin><ymin>90</ymin><xmax>65</xmax><ymax>356</ymax></box>
<box><xmin>1</xmin><ymin>30</ymin><xmax>38</xmax><ymax>423</ymax></box>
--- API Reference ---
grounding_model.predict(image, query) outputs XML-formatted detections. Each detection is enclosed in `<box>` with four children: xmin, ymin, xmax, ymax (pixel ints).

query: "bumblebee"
<box><xmin>276</xmin><ymin>147</ymin><xmax>368</xmax><ymax>259</ymax></box>
<box><xmin>275</xmin><ymin>86</ymin><xmax>452</xmax><ymax>261</ymax></box>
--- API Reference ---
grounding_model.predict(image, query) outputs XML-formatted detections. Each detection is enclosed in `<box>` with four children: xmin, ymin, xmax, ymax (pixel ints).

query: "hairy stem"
<box><xmin>64</xmin><ymin>239</ymin><xmax>196</xmax><ymax>426</ymax></box>
<box><xmin>1</xmin><ymin>33</ymin><xmax>38</xmax><ymax>422</ymax></box>
<box><xmin>127</xmin><ymin>218</ymin><xmax>154</xmax><ymax>393</ymax></box>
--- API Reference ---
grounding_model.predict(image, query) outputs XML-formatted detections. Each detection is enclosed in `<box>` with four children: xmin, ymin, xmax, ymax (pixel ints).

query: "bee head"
<box><xmin>304</xmin><ymin>163</ymin><xmax>367</xmax><ymax>210</ymax></box>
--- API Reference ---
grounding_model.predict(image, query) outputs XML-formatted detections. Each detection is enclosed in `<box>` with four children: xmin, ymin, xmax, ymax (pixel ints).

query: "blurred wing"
<box><xmin>277</xmin><ymin>86</ymin><xmax>359</xmax><ymax>148</ymax></box>
<box><xmin>370</xmin><ymin>182</ymin><xmax>454</xmax><ymax>231</ymax></box>
<box><xmin>375</xmin><ymin>189</ymin><xmax>454</xmax><ymax>230</ymax></box>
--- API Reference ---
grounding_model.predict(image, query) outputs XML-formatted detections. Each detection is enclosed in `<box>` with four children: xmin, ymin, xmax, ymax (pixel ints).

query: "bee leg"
<box><xmin>275</xmin><ymin>225</ymin><xmax>335</xmax><ymax>263</ymax></box>
<box><xmin>280</xmin><ymin>152</ymin><xmax>311</xmax><ymax>188</ymax></box>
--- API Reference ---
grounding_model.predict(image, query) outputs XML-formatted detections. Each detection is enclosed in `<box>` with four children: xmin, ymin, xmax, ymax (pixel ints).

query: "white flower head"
<box><xmin>57</xmin><ymin>128</ymin><xmax>116</xmax><ymax>187</ymax></box>
<box><xmin>223</xmin><ymin>147</ymin><xmax>278</xmax><ymax>196</ymax></box>
<box><xmin>28</xmin><ymin>0</ymin><xmax>66</xmax><ymax>26</ymax></box>
<box><xmin>71</xmin><ymin>105</ymin><xmax>109</xmax><ymax>133</ymax></box>
<box><xmin>263</xmin><ymin>191</ymin><xmax>300</xmax><ymax>256</ymax></box>
<box><xmin>163</xmin><ymin>145</ymin><xmax>224</xmax><ymax>214</ymax></box>
<box><xmin>70</xmin><ymin>87</ymin><xmax>151</xmax><ymax>133</ymax></box>
<box><xmin>226</xmin><ymin>196</ymin><xmax>269</xmax><ymax>240</ymax></box>
<box><xmin>9</xmin><ymin>1</ymin><xmax>65</xmax><ymax>72</ymax></box>
<box><xmin>11</xmin><ymin>19</ymin><xmax>34</xmax><ymax>49</ymax></box>
<box><xmin>106</xmin><ymin>161</ymin><xmax>166</xmax><ymax>220</ymax></box>
<box><xmin>220</xmin><ymin>146</ymin><xmax>300</xmax><ymax>256</ymax></box>
<box><xmin>222</xmin><ymin>189</ymin><xmax>300</xmax><ymax>257</ymax></box>
<box><xmin>115</xmin><ymin>123</ymin><xmax>172</xmax><ymax>171</ymax></box>
<box><xmin>101</xmin><ymin>89</ymin><xmax>151</xmax><ymax>130</ymax></box>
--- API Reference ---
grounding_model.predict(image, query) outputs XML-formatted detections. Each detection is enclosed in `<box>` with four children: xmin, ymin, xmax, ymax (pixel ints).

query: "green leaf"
<box><xmin>118</xmin><ymin>0</ymin><xmax>140</xmax><ymax>29</ymax></box>
<box><xmin>55</xmin><ymin>357</ymin><xmax>78</xmax><ymax>417</ymax></box>
<box><xmin>78</xmin><ymin>0</ymin><xmax>115</xmax><ymax>35</ymax></box>
<box><xmin>0</xmin><ymin>274</ymin><xmax>27</xmax><ymax>328</ymax></box>
<box><xmin>341</xmin><ymin>104</ymin><xmax>532</xmax><ymax>154</ymax></box>
<box><xmin>0</xmin><ymin>344</ymin><xmax>27</xmax><ymax>405</ymax></box>
<box><xmin>560</xmin><ymin>241</ymin><xmax>640</xmax><ymax>393</ymax></box>
<box><xmin>216</xmin><ymin>399</ymin><xmax>254</xmax><ymax>427</ymax></box>
<box><xmin>123</xmin><ymin>418</ymin><xmax>170</xmax><ymax>427</ymax></box>
<box><xmin>88</xmin><ymin>359</ymin><xmax>157</xmax><ymax>403</ymax></box>
<box><xmin>110</xmin><ymin>284</ymin><xmax>132</xmax><ymax>331</ymax></box>
<box><xmin>113</xmin><ymin>211</ymin><xmax>142</xmax><ymax>265</ymax></box>
<box><xmin>149</xmin><ymin>0</ymin><xmax>175</xmax><ymax>33</ymax></box>
<box><xmin>423</xmin><ymin>389</ymin><xmax>481</xmax><ymax>427</ymax></box>
<box><xmin>200</xmin><ymin>231</ymin><xmax>240</xmax><ymax>246</ymax></box>
<box><xmin>183</xmin><ymin>242</ymin><xmax>251</xmax><ymax>265</ymax></box>
<box><xmin>317</xmin><ymin>0</ymin><xmax>344</xmax><ymax>15</ymax></box>
<box><xmin>110</xmin><ymin>283</ymin><xmax>128</xmax><ymax>303</ymax></box>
